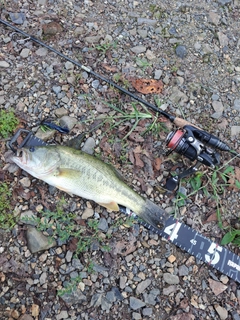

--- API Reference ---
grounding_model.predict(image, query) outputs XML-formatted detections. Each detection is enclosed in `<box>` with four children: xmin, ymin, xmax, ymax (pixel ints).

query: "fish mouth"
<box><xmin>12</xmin><ymin>149</ymin><xmax>28</xmax><ymax>165</ymax></box>
<box><xmin>12</xmin><ymin>147</ymin><xmax>59</xmax><ymax>177</ymax></box>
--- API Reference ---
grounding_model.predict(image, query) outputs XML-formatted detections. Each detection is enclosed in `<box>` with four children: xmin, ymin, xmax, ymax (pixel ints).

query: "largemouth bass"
<box><xmin>12</xmin><ymin>146</ymin><xmax>168</xmax><ymax>228</ymax></box>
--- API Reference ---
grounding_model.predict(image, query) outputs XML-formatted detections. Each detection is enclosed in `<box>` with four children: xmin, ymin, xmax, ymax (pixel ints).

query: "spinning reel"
<box><xmin>164</xmin><ymin>125</ymin><xmax>232</xmax><ymax>191</ymax></box>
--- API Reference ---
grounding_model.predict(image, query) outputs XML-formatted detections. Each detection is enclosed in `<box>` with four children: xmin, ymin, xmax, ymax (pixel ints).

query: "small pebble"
<box><xmin>20</xmin><ymin>48</ymin><xmax>31</xmax><ymax>58</ymax></box>
<box><xmin>130</xmin><ymin>297</ymin><xmax>146</xmax><ymax>310</ymax></box>
<box><xmin>163</xmin><ymin>273</ymin><xmax>180</xmax><ymax>285</ymax></box>
<box><xmin>175</xmin><ymin>45</ymin><xmax>188</xmax><ymax>58</ymax></box>
<box><xmin>0</xmin><ymin>61</ymin><xmax>10</xmax><ymax>68</ymax></box>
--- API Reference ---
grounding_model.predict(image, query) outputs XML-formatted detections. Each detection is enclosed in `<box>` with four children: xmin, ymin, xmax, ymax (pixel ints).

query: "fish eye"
<box><xmin>29</xmin><ymin>147</ymin><xmax>35</xmax><ymax>152</ymax></box>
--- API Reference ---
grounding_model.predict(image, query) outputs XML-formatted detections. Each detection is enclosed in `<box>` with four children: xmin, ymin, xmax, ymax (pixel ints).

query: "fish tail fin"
<box><xmin>138</xmin><ymin>199</ymin><xmax>169</xmax><ymax>229</ymax></box>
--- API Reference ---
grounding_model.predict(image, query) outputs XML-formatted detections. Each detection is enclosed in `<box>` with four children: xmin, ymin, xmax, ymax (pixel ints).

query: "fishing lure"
<box><xmin>41</xmin><ymin>120</ymin><xmax>70</xmax><ymax>134</ymax></box>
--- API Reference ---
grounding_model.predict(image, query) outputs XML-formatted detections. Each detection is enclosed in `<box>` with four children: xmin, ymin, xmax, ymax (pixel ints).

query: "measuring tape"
<box><xmin>9</xmin><ymin>129</ymin><xmax>240</xmax><ymax>283</ymax></box>
<box><xmin>120</xmin><ymin>207</ymin><xmax>240</xmax><ymax>283</ymax></box>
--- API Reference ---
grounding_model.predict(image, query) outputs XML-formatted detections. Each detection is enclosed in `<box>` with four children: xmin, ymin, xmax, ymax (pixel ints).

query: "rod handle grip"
<box><xmin>173</xmin><ymin>117</ymin><xmax>201</xmax><ymax>130</ymax></box>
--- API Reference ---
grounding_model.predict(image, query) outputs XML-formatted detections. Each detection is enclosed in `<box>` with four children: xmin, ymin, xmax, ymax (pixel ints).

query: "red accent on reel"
<box><xmin>167</xmin><ymin>129</ymin><xmax>185</xmax><ymax>150</ymax></box>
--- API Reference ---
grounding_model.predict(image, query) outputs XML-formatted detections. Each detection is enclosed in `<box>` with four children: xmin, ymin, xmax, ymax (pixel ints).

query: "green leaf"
<box><xmin>235</xmin><ymin>180</ymin><xmax>240</xmax><ymax>189</ymax></box>
<box><xmin>232</xmin><ymin>236</ymin><xmax>240</xmax><ymax>245</ymax></box>
<box><xmin>177</xmin><ymin>191</ymin><xmax>187</xmax><ymax>199</ymax></box>
<box><xmin>221</xmin><ymin>231</ymin><xmax>236</xmax><ymax>245</ymax></box>
<box><xmin>220</xmin><ymin>166</ymin><xmax>234</xmax><ymax>183</ymax></box>
<box><xmin>220</xmin><ymin>173</ymin><xmax>227</xmax><ymax>183</ymax></box>
<box><xmin>202</xmin><ymin>186</ymin><xmax>209</xmax><ymax>196</ymax></box>
<box><xmin>190</xmin><ymin>175</ymin><xmax>202</xmax><ymax>190</ymax></box>
<box><xmin>223</xmin><ymin>166</ymin><xmax>234</xmax><ymax>175</ymax></box>
<box><xmin>211</xmin><ymin>171</ymin><xmax>219</xmax><ymax>185</ymax></box>
<box><xmin>216</xmin><ymin>208</ymin><xmax>223</xmax><ymax>229</ymax></box>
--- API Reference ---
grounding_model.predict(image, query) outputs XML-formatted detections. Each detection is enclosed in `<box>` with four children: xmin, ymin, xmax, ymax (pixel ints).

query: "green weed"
<box><xmin>22</xmin><ymin>197</ymin><xmax>109</xmax><ymax>255</ymax></box>
<box><xmin>57</xmin><ymin>275</ymin><xmax>82</xmax><ymax>296</ymax></box>
<box><xmin>0</xmin><ymin>109</ymin><xmax>19</xmax><ymax>138</ymax></box>
<box><xmin>113</xmin><ymin>73</ymin><xmax>121</xmax><ymax>83</ymax></box>
<box><xmin>173</xmin><ymin>162</ymin><xmax>240</xmax><ymax>245</ymax></box>
<box><xmin>112</xmin><ymin>215</ymin><xmax>136</xmax><ymax>228</ymax></box>
<box><xmin>135</xmin><ymin>58</ymin><xmax>152</xmax><ymax>71</ymax></box>
<box><xmin>171</xmin><ymin>65</ymin><xmax>179</xmax><ymax>73</ymax></box>
<box><xmin>0</xmin><ymin>182</ymin><xmax>16</xmax><ymax>229</ymax></box>
<box><xmin>142</xmin><ymin>115</ymin><xmax>168</xmax><ymax>137</ymax></box>
<box><xmin>95</xmin><ymin>41</ymin><xmax>118</xmax><ymax>55</ymax></box>
<box><xmin>86</xmin><ymin>260</ymin><xmax>95</xmax><ymax>273</ymax></box>
<box><xmin>221</xmin><ymin>229</ymin><xmax>240</xmax><ymax>246</ymax></box>
<box><xmin>112</xmin><ymin>73</ymin><xmax>130</xmax><ymax>88</ymax></box>
<box><xmin>85</xmin><ymin>101</ymin><xmax>153</xmax><ymax>140</ymax></box>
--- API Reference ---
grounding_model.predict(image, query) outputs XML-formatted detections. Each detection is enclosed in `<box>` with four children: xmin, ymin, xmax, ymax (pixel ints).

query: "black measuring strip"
<box><xmin>11</xmin><ymin>129</ymin><xmax>240</xmax><ymax>283</ymax></box>
<box><xmin>119</xmin><ymin>206</ymin><xmax>240</xmax><ymax>283</ymax></box>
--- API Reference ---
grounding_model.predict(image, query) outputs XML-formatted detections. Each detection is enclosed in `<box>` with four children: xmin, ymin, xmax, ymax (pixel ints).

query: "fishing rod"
<box><xmin>1</xmin><ymin>19</ymin><xmax>240</xmax><ymax>189</ymax></box>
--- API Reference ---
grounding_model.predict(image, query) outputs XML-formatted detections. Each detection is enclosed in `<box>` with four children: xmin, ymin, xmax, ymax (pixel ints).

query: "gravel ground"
<box><xmin>1</xmin><ymin>0</ymin><xmax>240</xmax><ymax>319</ymax></box>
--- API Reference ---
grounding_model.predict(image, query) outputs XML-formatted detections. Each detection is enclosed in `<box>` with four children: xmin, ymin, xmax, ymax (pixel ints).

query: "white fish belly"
<box><xmin>41</xmin><ymin>172</ymin><xmax>128</xmax><ymax>205</ymax></box>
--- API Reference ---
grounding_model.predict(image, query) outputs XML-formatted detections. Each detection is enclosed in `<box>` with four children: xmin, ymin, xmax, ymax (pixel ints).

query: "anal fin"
<box><xmin>98</xmin><ymin>201</ymin><xmax>119</xmax><ymax>211</ymax></box>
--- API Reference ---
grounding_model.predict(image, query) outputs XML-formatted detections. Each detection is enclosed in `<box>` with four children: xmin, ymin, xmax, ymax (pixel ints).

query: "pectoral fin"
<box><xmin>56</xmin><ymin>168</ymin><xmax>80</xmax><ymax>178</ymax></box>
<box><xmin>98</xmin><ymin>201</ymin><xmax>119</xmax><ymax>211</ymax></box>
<box><xmin>54</xmin><ymin>168</ymin><xmax>79</xmax><ymax>196</ymax></box>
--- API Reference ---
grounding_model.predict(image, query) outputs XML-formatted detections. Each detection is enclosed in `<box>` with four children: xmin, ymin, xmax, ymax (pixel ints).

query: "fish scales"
<box><xmin>12</xmin><ymin>145</ymin><xmax>169</xmax><ymax>228</ymax></box>
<box><xmin>58</xmin><ymin>147</ymin><xmax>141</xmax><ymax>204</ymax></box>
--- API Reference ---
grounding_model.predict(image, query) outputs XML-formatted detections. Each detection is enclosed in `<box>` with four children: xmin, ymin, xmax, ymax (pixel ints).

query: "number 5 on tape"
<box><xmin>205</xmin><ymin>243</ymin><xmax>222</xmax><ymax>265</ymax></box>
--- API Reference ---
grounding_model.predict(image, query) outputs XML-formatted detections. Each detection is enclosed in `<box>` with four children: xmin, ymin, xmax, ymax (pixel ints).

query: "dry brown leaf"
<box><xmin>113</xmin><ymin>142</ymin><xmax>122</xmax><ymax>158</ymax></box>
<box><xmin>13</xmin><ymin>186</ymin><xmax>31</xmax><ymax>200</ymax></box>
<box><xmin>133</xmin><ymin>145</ymin><xmax>142</xmax><ymax>154</ymax></box>
<box><xmin>234</xmin><ymin>166</ymin><xmax>240</xmax><ymax>182</ymax></box>
<box><xmin>68</xmin><ymin>237</ymin><xmax>78</xmax><ymax>252</ymax></box>
<box><xmin>101</xmin><ymin>63</ymin><xmax>118</xmax><ymax>72</ymax></box>
<box><xmin>143</xmin><ymin>155</ymin><xmax>154</xmax><ymax>178</ymax></box>
<box><xmin>134</xmin><ymin>153</ymin><xmax>144</xmax><ymax>168</ymax></box>
<box><xmin>128</xmin><ymin>149</ymin><xmax>135</xmax><ymax>165</ymax></box>
<box><xmin>203</xmin><ymin>212</ymin><xmax>218</xmax><ymax>224</ymax></box>
<box><xmin>129</xmin><ymin>132</ymin><xmax>144</xmax><ymax>142</ymax></box>
<box><xmin>100</xmin><ymin>136</ymin><xmax>113</xmax><ymax>155</ymax></box>
<box><xmin>42</xmin><ymin>22</ymin><xmax>63</xmax><ymax>35</ymax></box>
<box><xmin>154</xmin><ymin>157</ymin><xmax>162</xmax><ymax>171</ymax></box>
<box><xmin>130</xmin><ymin>78</ymin><xmax>163</xmax><ymax>94</ymax></box>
